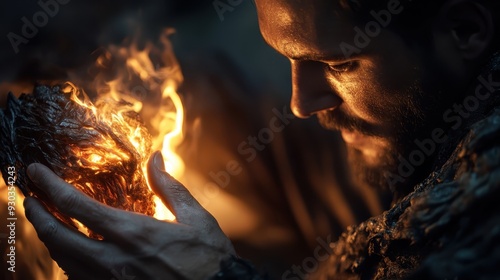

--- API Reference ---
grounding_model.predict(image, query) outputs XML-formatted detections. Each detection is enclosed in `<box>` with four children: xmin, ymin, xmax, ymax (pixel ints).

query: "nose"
<box><xmin>290</xmin><ymin>60</ymin><xmax>342</xmax><ymax>118</ymax></box>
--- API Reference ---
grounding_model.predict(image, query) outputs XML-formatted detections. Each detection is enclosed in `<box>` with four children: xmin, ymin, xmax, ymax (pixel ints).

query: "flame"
<box><xmin>158</xmin><ymin>82</ymin><xmax>185</xmax><ymax>177</ymax></box>
<box><xmin>67</xmin><ymin>30</ymin><xmax>185</xmax><ymax>221</ymax></box>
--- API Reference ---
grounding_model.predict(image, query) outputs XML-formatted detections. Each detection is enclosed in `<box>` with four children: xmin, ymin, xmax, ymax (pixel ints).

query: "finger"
<box><xmin>147</xmin><ymin>151</ymin><xmax>206</xmax><ymax>223</ymax></box>
<box><xmin>27</xmin><ymin>163</ymin><xmax>148</xmax><ymax>241</ymax></box>
<box><xmin>24</xmin><ymin>196</ymin><xmax>108</xmax><ymax>266</ymax></box>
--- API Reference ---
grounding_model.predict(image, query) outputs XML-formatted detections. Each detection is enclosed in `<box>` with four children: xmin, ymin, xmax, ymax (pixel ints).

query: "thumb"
<box><xmin>147</xmin><ymin>151</ymin><xmax>204</xmax><ymax>223</ymax></box>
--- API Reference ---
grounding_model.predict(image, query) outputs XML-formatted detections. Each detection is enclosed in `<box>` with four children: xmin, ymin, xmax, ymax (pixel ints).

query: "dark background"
<box><xmin>0</xmin><ymin>0</ymin><xmax>290</xmax><ymax>97</ymax></box>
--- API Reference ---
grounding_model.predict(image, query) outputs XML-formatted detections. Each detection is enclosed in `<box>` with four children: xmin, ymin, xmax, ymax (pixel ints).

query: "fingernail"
<box><xmin>27</xmin><ymin>164</ymin><xmax>38</xmax><ymax>182</ymax></box>
<box><xmin>154</xmin><ymin>152</ymin><xmax>166</xmax><ymax>172</ymax></box>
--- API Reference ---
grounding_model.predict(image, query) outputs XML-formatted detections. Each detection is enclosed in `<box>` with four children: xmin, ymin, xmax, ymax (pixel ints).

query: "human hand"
<box><xmin>23</xmin><ymin>151</ymin><xmax>235</xmax><ymax>280</ymax></box>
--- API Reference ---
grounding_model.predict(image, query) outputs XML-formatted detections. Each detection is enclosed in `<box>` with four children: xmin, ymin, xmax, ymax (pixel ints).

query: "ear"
<box><xmin>441</xmin><ymin>0</ymin><xmax>495</xmax><ymax>60</ymax></box>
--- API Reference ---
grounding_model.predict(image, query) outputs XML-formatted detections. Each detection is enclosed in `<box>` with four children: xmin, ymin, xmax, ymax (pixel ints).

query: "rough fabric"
<box><xmin>0</xmin><ymin>84</ymin><xmax>154</xmax><ymax>238</ymax></box>
<box><xmin>310</xmin><ymin>110</ymin><xmax>500</xmax><ymax>279</ymax></box>
<box><xmin>309</xmin><ymin>55</ymin><xmax>500</xmax><ymax>279</ymax></box>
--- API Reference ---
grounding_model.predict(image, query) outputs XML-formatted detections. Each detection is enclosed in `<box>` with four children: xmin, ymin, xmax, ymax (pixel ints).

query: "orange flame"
<box><xmin>68</xmin><ymin>30</ymin><xmax>185</xmax><ymax>221</ymax></box>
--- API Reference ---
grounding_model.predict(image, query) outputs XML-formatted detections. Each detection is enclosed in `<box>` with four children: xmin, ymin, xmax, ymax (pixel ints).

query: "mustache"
<box><xmin>317</xmin><ymin>109</ymin><xmax>379</xmax><ymax>137</ymax></box>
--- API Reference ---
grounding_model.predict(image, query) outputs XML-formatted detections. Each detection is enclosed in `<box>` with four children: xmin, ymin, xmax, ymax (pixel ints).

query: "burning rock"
<box><xmin>0</xmin><ymin>84</ymin><xmax>155</xmax><ymax>238</ymax></box>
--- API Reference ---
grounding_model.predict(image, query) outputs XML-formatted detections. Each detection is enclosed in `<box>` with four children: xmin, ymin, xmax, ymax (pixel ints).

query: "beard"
<box><xmin>317</xmin><ymin>80</ymin><xmax>445</xmax><ymax>198</ymax></box>
<box><xmin>346</xmin><ymin>145</ymin><xmax>397</xmax><ymax>194</ymax></box>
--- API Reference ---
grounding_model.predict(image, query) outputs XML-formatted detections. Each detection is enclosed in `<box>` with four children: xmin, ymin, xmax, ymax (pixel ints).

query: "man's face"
<box><xmin>255</xmin><ymin>0</ymin><xmax>457</xmax><ymax>192</ymax></box>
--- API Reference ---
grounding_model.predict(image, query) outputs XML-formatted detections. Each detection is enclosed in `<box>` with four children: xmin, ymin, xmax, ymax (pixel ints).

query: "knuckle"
<box><xmin>169</xmin><ymin>184</ymin><xmax>194</xmax><ymax>205</ymax></box>
<box><xmin>55</xmin><ymin>189</ymin><xmax>81</xmax><ymax>212</ymax></box>
<box><xmin>88</xmin><ymin>246</ymin><xmax>107</xmax><ymax>263</ymax></box>
<box><xmin>122</xmin><ymin>222</ymin><xmax>157</xmax><ymax>253</ymax></box>
<box><xmin>122</xmin><ymin>224</ymin><xmax>141</xmax><ymax>239</ymax></box>
<box><xmin>117</xmin><ymin>217</ymin><xmax>145</xmax><ymax>241</ymax></box>
<box><xmin>38</xmin><ymin>220</ymin><xmax>59</xmax><ymax>240</ymax></box>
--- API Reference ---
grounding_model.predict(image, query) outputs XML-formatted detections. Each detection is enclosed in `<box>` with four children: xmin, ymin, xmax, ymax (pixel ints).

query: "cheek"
<box><xmin>329</xmin><ymin>66</ymin><xmax>398</xmax><ymax>125</ymax></box>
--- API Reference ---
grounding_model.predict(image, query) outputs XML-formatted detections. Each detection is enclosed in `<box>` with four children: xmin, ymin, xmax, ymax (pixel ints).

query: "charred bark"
<box><xmin>0</xmin><ymin>84</ymin><xmax>154</xmax><ymax>239</ymax></box>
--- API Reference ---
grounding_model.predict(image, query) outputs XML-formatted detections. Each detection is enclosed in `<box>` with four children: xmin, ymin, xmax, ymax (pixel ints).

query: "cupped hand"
<box><xmin>24</xmin><ymin>151</ymin><xmax>235</xmax><ymax>280</ymax></box>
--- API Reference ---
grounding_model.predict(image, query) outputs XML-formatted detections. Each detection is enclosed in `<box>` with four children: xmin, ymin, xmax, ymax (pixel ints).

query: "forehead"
<box><xmin>255</xmin><ymin>0</ymin><xmax>355</xmax><ymax>59</ymax></box>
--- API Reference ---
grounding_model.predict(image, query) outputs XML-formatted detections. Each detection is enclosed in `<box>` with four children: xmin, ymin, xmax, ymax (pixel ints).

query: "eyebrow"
<box><xmin>260</xmin><ymin>27</ymin><xmax>360</xmax><ymax>62</ymax></box>
<box><xmin>286</xmin><ymin>52</ymin><xmax>354</xmax><ymax>62</ymax></box>
<box><xmin>281</xmin><ymin>42</ymin><xmax>356</xmax><ymax>62</ymax></box>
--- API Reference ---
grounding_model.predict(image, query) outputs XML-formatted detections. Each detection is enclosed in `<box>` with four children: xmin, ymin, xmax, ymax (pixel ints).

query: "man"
<box><xmin>24</xmin><ymin>0</ymin><xmax>500</xmax><ymax>279</ymax></box>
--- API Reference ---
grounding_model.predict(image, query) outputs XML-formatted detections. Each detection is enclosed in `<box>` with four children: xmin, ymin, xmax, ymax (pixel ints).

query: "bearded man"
<box><xmin>23</xmin><ymin>0</ymin><xmax>500</xmax><ymax>279</ymax></box>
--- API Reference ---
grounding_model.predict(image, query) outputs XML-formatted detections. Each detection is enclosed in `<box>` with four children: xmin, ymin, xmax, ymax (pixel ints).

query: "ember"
<box><xmin>0</xmin><ymin>30</ymin><xmax>190</xmax><ymax>239</ymax></box>
<box><xmin>0</xmin><ymin>84</ymin><xmax>155</xmax><ymax>238</ymax></box>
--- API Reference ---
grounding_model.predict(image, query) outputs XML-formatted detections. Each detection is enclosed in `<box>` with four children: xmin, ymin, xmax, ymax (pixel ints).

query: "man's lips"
<box><xmin>319</xmin><ymin>109</ymin><xmax>385</xmax><ymax>145</ymax></box>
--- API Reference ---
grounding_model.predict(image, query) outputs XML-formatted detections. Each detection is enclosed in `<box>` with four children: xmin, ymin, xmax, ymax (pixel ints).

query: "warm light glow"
<box><xmin>159</xmin><ymin>81</ymin><xmax>185</xmax><ymax>178</ymax></box>
<box><xmin>153</xmin><ymin>196</ymin><xmax>176</xmax><ymax>221</ymax></box>
<box><xmin>66</xmin><ymin>30</ymin><xmax>185</xmax><ymax>222</ymax></box>
<box><xmin>88</xmin><ymin>154</ymin><xmax>103</xmax><ymax>163</ymax></box>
